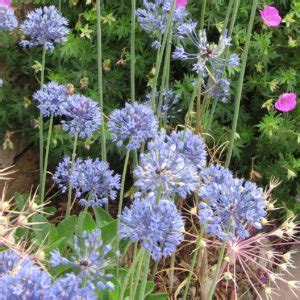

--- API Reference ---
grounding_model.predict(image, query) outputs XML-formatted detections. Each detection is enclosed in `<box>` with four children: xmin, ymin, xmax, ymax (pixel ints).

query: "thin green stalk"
<box><xmin>96</xmin><ymin>0</ymin><xmax>107</xmax><ymax>162</ymax></box>
<box><xmin>207</xmin><ymin>220</ymin><xmax>232</xmax><ymax>300</ymax></box>
<box><xmin>39</xmin><ymin>46</ymin><xmax>46</xmax><ymax>198</ymax></box>
<box><xmin>120</xmin><ymin>247</ymin><xmax>144</xmax><ymax>300</ymax></box>
<box><xmin>116</xmin><ymin>150</ymin><xmax>131</xmax><ymax>274</ymax></box>
<box><xmin>66</xmin><ymin>132</ymin><xmax>79</xmax><ymax>217</ymax></box>
<box><xmin>78</xmin><ymin>204</ymin><xmax>89</xmax><ymax>233</ymax></box>
<box><xmin>151</xmin><ymin>260</ymin><xmax>159</xmax><ymax>281</ymax></box>
<box><xmin>131</xmin><ymin>248</ymin><xmax>145</xmax><ymax>300</ymax></box>
<box><xmin>222</xmin><ymin>0</ymin><xmax>234</xmax><ymax>35</ymax></box>
<box><xmin>169</xmin><ymin>252</ymin><xmax>176</xmax><ymax>295</ymax></box>
<box><xmin>40</xmin><ymin>113</ymin><xmax>54</xmax><ymax>202</ymax></box>
<box><xmin>130</xmin><ymin>0</ymin><xmax>136</xmax><ymax>102</ymax></box>
<box><xmin>138</xmin><ymin>252</ymin><xmax>151</xmax><ymax>300</ymax></box>
<box><xmin>129</xmin><ymin>243</ymin><xmax>138</xmax><ymax>299</ymax></box>
<box><xmin>150</xmin><ymin>0</ymin><xmax>176</xmax><ymax>109</ymax></box>
<box><xmin>182</xmin><ymin>225</ymin><xmax>206</xmax><ymax>300</ymax></box>
<box><xmin>58</xmin><ymin>0</ymin><xmax>62</xmax><ymax>11</ymax></box>
<box><xmin>225</xmin><ymin>0</ymin><xmax>258</xmax><ymax>167</ymax></box>
<box><xmin>199</xmin><ymin>0</ymin><xmax>207</xmax><ymax>30</ymax></box>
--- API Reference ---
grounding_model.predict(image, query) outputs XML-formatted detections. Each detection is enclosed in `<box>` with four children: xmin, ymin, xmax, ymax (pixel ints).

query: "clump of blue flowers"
<box><xmin>20</xmin><ymin>5</ymin><xmax>69</xmax><ymax>51</ymax></box>
<box><xmin>198</xmin><ymin>164</ymin><xmax>267</xmax><ymax>241</ymax></box>
<box><xmin>207</xmin><ymin>69</ymin><xmax>231</xmax><ymax>103</ymax></box>
<box><xmin>136</xmin><ymin>0</ymin><xmax>192</xmax><ymax>48</ymax></box>
<box><xmin>0</xmin><ymin>4</ymin><xmax>18</xmax><ymax>32</ymax></box>
<box><xmin>50</xmin><ymin>229</ymin><xmax>115</xmax><ymax>291</ymax></box>
<box><xmin>33</xmin><ymin>81</ymin><xmax>68</xmax><ymax>117</ymax></box>
<box><xmin>134</xmin><ymin>130</ymin><xmax>199</xmax><ymax>198</ymax></box>
<box><xmin>119</xmin><ymin>193</ymin><xmax>184</xmax><ymax>261</ymax></box>
<box><xmin>173</xmin><ymin>27</ymin><xmax>239</xmax><ymax>75</ymax></box>
<box><xmin>108</xmin><ymin>102</ymin><xmax>158</xmax><ymax>150</ymax></box>
<box><xmin>61</xmin><ymin>94</ymin><xmax>101</xmax><ymax>138</ymax></box>
<box><xmin>53</xmin><ymin>157</ymin><xmax>120</xmax><ymax>207</ymax></box>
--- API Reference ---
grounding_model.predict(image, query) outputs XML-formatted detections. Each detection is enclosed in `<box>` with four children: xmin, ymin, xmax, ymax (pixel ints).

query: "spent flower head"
<box><xmin>119</xmin><ymin>193</ymin><xmax>184</xmax><ymax>260</ymax></box>
<box><xmin>20</xmin><ymin>6</ymin><xmax>69</xmax><ymax>51</ymax></box>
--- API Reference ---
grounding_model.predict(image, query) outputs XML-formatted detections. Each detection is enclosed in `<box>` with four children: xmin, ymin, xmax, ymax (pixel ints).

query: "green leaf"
<box><xmin>93</xmin><ymin>206</ymin><xmax>113</xmax><ymax>228</ymax></box>
<box><xmin>101</xmin><ymin>220</ymin><xmax>117</xmax><ymax>245</ymax></box>
<box><xmin>77</xmin><ymin>211</ymin><xmax>96</xmax><ymax>234</ymax></box>
<box><xmin>57</xmin><ymin>215</ymin><xmax>77</xmax><ymax>251</ymax></box>
<box><xmin>31</xmin><ymin>213</ymin><xmax>51</xmax><ymax>245</ymax></box>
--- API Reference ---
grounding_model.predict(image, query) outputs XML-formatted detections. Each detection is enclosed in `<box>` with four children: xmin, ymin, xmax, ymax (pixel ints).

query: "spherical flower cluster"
<box><xmin>274</xmin><ymin>92</ymin><xmax>297</xmax><ymax>113</ymax></box>
<box><xmin>33</xmin><ymin>81</ymin><xmax>68</xmax><ymax>117</ymax></box>
<box><xmin>0</xmin><ymin>3</ymin><xmax>18</xmax><ymax>32</ymax></box>
<box><xmin>173</xmin><ymin>28</ymin><xmax>239</xmax><ymax>76</ymax></box>
<box><xmin>134</xmin><ymin>130</ymin><xmax>199</xmax><ymax>198</ymax></box>
<box><xmin>50</xmin><ymin>229</ymin><xmax>114</xmax><ymax>291</ymax></box>
<box><xmin>108</xmin><ymin>102</ymin><xmax>158</xmax><ymax>150</ymax></box>
<box><xmin>259</xmin><ymin>5</ymin><xmax>282</xmax><ymax>27</ymax></box>
<box><xmin>53</xmin><ymin>157</ymin><xmax>120</xmax><ymax>207</ymax></box>
<box><xmin>61</xmin><ymin>94</ymin><xmax>101</xmax><ymax>139</ymax></box>
<box><xmin>119</xmin><ymin>194</ymin><xmax>184</xmax><ymax>261</ymax></box>
<box><xmin>198</xmin><ymin>164</ymin><xmax>267</xmax><ymax>241</ymax></box>
<box><xmin>20</xmin><ymin>6</ymin><xmax>69</xmax><ymax>51</ymax></box>
<box><xmin>136</xmin><ymin>0</ymin><xmax>192</xmax><ymax>48</ymax></box>
<box><xmin>168</xmin><ymin>129</ymin><xmax>207</xmax><ymax>169</ymax></box>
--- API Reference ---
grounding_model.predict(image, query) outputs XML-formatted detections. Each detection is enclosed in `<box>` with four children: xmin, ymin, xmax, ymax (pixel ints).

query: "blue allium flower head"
<box><xmin>20</xmin><ymin>6</ymin><xmax>69</xmax><ymax>51</ymax></box>
<box><xmin>173</xmin><ymin>28</ymin><xmax>239</xmax><ymax>76</ymax></box>
<box><xmin>33</xmin><ymin>81</ymin><xmax>68</xmax><ymax>117</ymax></box>
<box><xmin>198</xmin><ymin>164</ymin><xmax>267</xmax><ymax>241</ymax></box>
<box><xmin>136</xmin><ymin>0</ymin><xmax>191</xmax><ymax>48</ymax></box>
<box><xmin>0</xmin><ymin>4</ymin><xmax>17</xmax><ymax>32</ymax></box>
<box><xmin>53</xmin><ymin>157</ymin><xmax>120</xmax><ymax>207</ymax></box>
<box><xmin>207</xmin><ymin>69</ymin><xmax>231</xmax><ymax>103</ymax></box>
<box><xmin>108</xmin><ymin>102</ymin><xmax>158</xmax><ymax>150</ymax></box>
<box><xmin>119</xmin><ymin>193</ymin><xmax>184</xmax><ymax>260</ymax></box>
<box><xmin>61</xmin><ymin>94</ymin><xmax>101</xmax><ymax>138</ymax></box>
<box><xmin>50</xmin><ymin>229</ymin><xmax>114</xmax><ymax>291</ymax></box>
<box><xmin>169</xmin><ymin>130</ymin><xmax>207</xmax><ymax>169</ymax></box>
<box><xmin>134</xmin><ymin>130</ymin><xmax>199</xmax><ymax>198</ymax></box>
<box><xmin>45</xmin><ymin>273</ymin><xmax>96</xmax><ymax>300</ymax></box>
<box><xmin>0</xmin><ymin>250</ymin><xmax>52</xmax><ymax>299</ymax></box>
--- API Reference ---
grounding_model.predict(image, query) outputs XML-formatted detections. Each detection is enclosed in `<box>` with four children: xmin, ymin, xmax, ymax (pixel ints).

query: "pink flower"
<box><xmin>176</xmin><ymin>0</ymin><xmax>188</xmax><ymax>9</ymax></box>
<box><xmin>275</xmin><ymin>93</ymin><xmax>297</xmax><ymax>112</ymax></box>
<box><xmin>259</xmin><ymin>6</ymin><xmax>282</xmax><ymax>27</ymax></box>
<box><xmin>0</xmin><ymin>0</ymin><xmax>12</xmax><ymax>8</ymax></box>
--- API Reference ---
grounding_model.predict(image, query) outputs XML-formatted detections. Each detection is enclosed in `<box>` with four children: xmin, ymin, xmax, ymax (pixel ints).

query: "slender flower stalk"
<box><xmin>130</xmin><ymin>0</ymin><xmax>136</xmax><ymax>102</ymax></box>
<box><xmin>199</xmin><ymin>0</ymin><xmax>207</xmax><ymax>30</ymax></box>
<box><xmin>183</xmin><ymin>225</ymin><xmax>206</xmax><ymax>300</ymax></box>
<box><xmin>225</xmin><ymin>0</ymin><xmax>258</xmax><ymax>167</ymax></box>
<box><xmin>131</xmin><ymin>249</ymin><xmax>146</xmax><ymax>300</ymax></box>
<box><xmin>96</xmin><ymin>0</ymin><xmax>106</xmax><ymax>162</ymax></box>
<box><xmin>66</xmin><ymin>132</ymin><xmax>79</xmax><ymax>217</ymax></box>
<box><xmin>138</xmin><ymin>253</ymin><xmax>151</xmax><ymax>299</ymax></box>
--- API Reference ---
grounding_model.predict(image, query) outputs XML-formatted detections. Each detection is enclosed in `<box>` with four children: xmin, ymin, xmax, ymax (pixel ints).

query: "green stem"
<box><xmin>129</xmin><ymin>243</ymin><xmax>138</xmax><ymax>299</ymax></box>
<box><xmin>138</xmin><ymin>253</ymin><xmax>151</xmax><ymax>300</ymax></box>
<box><xmin>169</xmin><ymin>252</ymin><xmax>176</xmax><ymax>295</ymax></box>
<box><xmin>150</xmin><ymin>0</ymin><xmax>176</xmax><ymax>109</ymax></box>
<box><xmin>151</xmin><ymin>260</ymin><xmax>159</xmax><ymax>281</ymax></box>
<box><xmin>39</xmin><ymin>46</ymin><xmax>46</xmax><ymax>198</ymax></box>
<box><xmin>120</xmin><ymin>247</ymin><xmax>144</xmax><ymax>300</ymax></box>
<box><xmin>116</xmin><ymin>150</ymin><xmax>131</xmax><ymax>274</ymax></box>
<box><xmin>58</xmin><ymin>0</ymin><xmax>62</xmax><ymax>11</ymax></box>
<box><xmin>78</xmin><ymin>204</ymin><xmax>89</xmax><ymax>233</ymax></box>
<box><xmin>40</xmin><ymin>113</ymin><xmax>54</xmax><ymax>202</ymax></box>
<box><xmin>66</xmin><ymin>132</ymin><xmax>79</xmax><ymax>217</ymax></box>
<box><xmin>207</xmin><ymin>220</ymin><xmax>232</xmax><ymax>300</ymax></box>
<box><xmin>182</xmin><ymin>225</ymin><xmax>206</xmax><ymax>300</ymax></box>
<box><xmin>131</xmin><ymin>247</ymin><xmax>145</xmax><ymax>300</ymax></box>
<box><xmin>199</xmin><ymin>0</ymin><xmax>207</xmax><ymax>30</ymax></box>
<box><xmin>130</xmin><ymin>0</ymin><xmax>136</xmax><ymax>103</ymax></box>
<box><xmin>222</xmin><ymin>0</ymin><xmax>234</xmax><ymax>35</ymax></box>
<box><xmin>225</xmin><ymin>0</ymin><xmax>258</xmax><ymax>167</ymax></box>
<box><xmin>96</xmin><ymin>0</ymin><xmax>107</xmax><ymax>162</ymax></box>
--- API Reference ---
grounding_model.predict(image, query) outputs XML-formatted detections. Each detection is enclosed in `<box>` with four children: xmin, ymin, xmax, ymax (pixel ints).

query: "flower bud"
<box><xmin>223</xmin><ymin>272</ymin><xmax>233</xmax><ymax>281</ymax></box>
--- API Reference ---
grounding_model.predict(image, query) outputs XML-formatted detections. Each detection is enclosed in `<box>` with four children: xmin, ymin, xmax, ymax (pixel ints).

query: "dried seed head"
<box><xmin>223</xmin><ymin>271</ymin><xmax>233</xmax><ymax>281</ymax></box>
<box><xmin>0</xmin><ymin>216</ymin><xmax>9</xmax><ymax>225</ymax></box>
<box><xmin>17</xmin><ymin>215</ymin><xmax>28</xmax><ymax>226</ymax></box>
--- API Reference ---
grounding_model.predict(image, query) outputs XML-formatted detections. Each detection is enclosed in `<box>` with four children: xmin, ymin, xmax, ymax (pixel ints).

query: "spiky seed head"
<box><xmin>223</xmin><ymin>272</ymin><xmax>233</xmax><ymax>281</ymax></box>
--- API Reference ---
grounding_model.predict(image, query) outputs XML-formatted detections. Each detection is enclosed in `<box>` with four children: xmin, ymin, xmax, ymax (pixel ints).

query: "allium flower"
<box><xmin>46</xmin><ymin>273</ymin><xmax>96</xmax><ymax>300</ymax></box>
<box><xmin>0</xmin><ymin>250</ymin><xmax>52</xmax><ymax>299</ymax></box>
<box><xmin>33</xmin><ymin>82</ymin><xmax>68</xmax><ymax>117</ymax></box>
<box><xmin>0</xmin><ymin>4</ymin><xmax>18</xmax><ymax>32</ymax></box>
<box><xmin>136</xmin><ymin>0</ymin><xmax>191</xmax><ymax>48</ymax></box>
<box><xmin>134</xmin><ymin>130</ymin><xmax>199</xmax><ymax>198</ymax></box>
<box><xmin>207</xmin><ymin>69</ymin><xmax>231</xmax><ymax>103</ymax></box>
<box><xmin>61</xmin><ymin>94</ymin><xmax>101</xmax><ymax>138</ymax></box>
<box><xmin>168</xmin><ymin>129</ymin><xmax>207</xmax><ymax>169</ymax></box>
<box><xmin>108</xmin><ymin>102</ymin><xmax>158</xmax><ymax>150</ymax></box>
<box><xmin>53</xmin><ymin>157</ymin><xmax>120</xmax><ymax>207</ymax></box>
<box><xmin>198</xmin><ymin>164</ymin><xmax>266</xmax><ymax>241</ymax></box>
<box><xmin>176</xmin><ymin>0</ymin><xmax>188</xmax><ymax>9</ymax></box>
<box><xmin>173</xmin><ymin>28</ymin><xmax>239</xmax><ymax>75</ymax></box>
<box><xmin>119</xmin><ymin>194</ymin><xmax>184</xmax><ymax>260</ymax></box>
<box><xmin>259</xmin><ymin>5</ymin><xmax>282</xmax><ymax>27</ymax></box>
<box><xmin>274</xmin><ymin>93</ymin><xmax>297</xmax><ymax>112</ymax></box>
<box><xmin>20</xmin><ymin>6</ymin><xmax>69</xmax><ymax>51</ymax></box>
<box><xmin>50</xmin><ymin>229</ymin><xmax>114</xmax><ymax>291</ymax></box>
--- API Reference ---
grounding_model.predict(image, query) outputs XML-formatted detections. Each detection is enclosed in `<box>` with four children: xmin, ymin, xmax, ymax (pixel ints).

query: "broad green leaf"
<box><xmin>93</xmin><ymin>206</ymin><xmax>113</xmax><ymax>228</ymax></box>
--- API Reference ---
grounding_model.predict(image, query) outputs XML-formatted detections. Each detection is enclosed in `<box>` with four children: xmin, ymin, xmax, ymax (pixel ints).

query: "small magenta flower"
<box><xmin>275</xmin><ymin>93</ymin><xmax>297</xmax><ymax>112</ymax></box>
<box><xmin>259</xmin><ymin>6</ymin><xmax>282</xmax><ymax>27</ymax></box>
<box><xmin>176</xmin><ymin>0</ymin><xmax>188</xmax><ymax>8</ymax></box>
